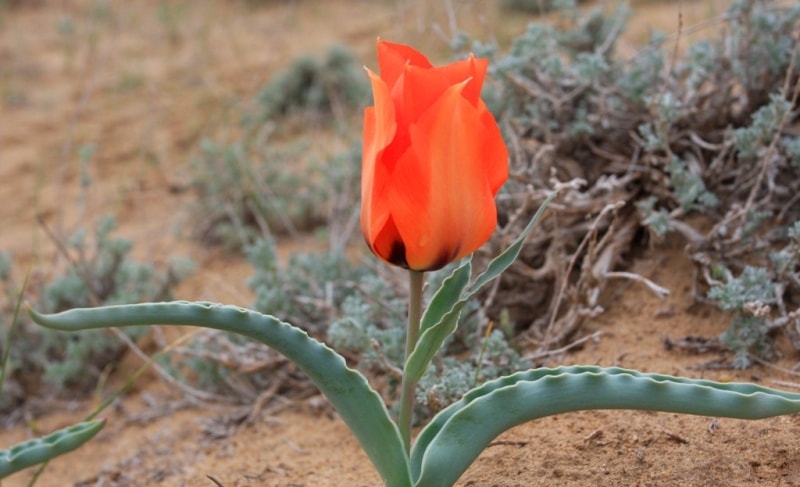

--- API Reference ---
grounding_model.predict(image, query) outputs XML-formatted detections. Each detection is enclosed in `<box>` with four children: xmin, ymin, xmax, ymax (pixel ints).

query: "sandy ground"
<box><xmin>4</xmin><ymin>1</ymin><xmax>800</xmax><ymax>486</ymax></box>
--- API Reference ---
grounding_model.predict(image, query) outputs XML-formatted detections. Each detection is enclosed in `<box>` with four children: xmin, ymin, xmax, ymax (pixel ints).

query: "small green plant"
<box><xmin>500</xmin><ymin>0</ymin><xmax>587</xmax><ymax>14</ymax></box>
<box><xmin>189</xmin><ymin>44</ymin><xmax>366</xmax><ymax>251</ymax></box>
<box><xmin>0</xmin><ymin>271</ymin><xmax>106</xmax><ymax>481</ymax></box>
<box><xmin>243</xmin><ymin>44</ymin><xmax>368</xmax><ymax>128</ymax></box>
<box><xmin>708</xmin><ymin>266</ymin><xmax>777</xmax><ymax>368</ymax></box>
<box><xmin>247</xmin><ymin>238</ymin><xmax>368</xmax><ymax>332</ymax></box>
<box><xmin>189</xmin><ymin>135</ymin><xmax>362</xmax><ymax>251</ymax></box>
<box><xmin>707</xmin><ymin>220</ymin><xmax>800</xmax><ymax>368</ymax></box>
<box><xmin>0</xmin><ymin>216</ymin><xmax>192</xmax><ymax>413</ymax></box>
<box><xmin>189</xmin><ymin>138</ymin><xmax>327</xmax><ymax>248</ymax></box>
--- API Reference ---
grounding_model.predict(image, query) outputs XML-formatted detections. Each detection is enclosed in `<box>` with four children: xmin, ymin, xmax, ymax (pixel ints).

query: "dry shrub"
<box><xmin>475</xmin><ymin>1</ymin><xmax>800</xmax><ymax>364</ymax></box>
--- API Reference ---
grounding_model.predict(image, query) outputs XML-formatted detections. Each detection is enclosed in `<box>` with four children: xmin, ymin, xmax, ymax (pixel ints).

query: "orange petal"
<box><xmin>397</xmin><ymin>56</ymin><xmax>489</xmax><ymax>124</ymax></box>
<box><xmin>377</xmin><ymin>40</ymin><xmax>433</xmax><ymax>89</ymax></box>
<box><xmin>434</xmin><ymin>54</ymin><xmax>488</xmax><ymax>107</ymax></box>
<box><xmin>361</xmin><ymin>69</ymin><xmax>397</xmax><ymax>247</ymax></box>
<box><xmin>399</xmin><ymin>64</ymin><xmax>452</xmax><ymax>124</ymax></box>
<box><xmin>368</xmin><ymin>215</ymin><xmax>407</xmax><ymax>268</ymax></box>
<box><xmin>390</xmin><ymin>80</ymin><xmax>503</xmax><ymax>270</ymax></box>
<box><xmin>478</xmin><ymin>101</ymin><xmax>509</xmax><ymax>194</ymax></box>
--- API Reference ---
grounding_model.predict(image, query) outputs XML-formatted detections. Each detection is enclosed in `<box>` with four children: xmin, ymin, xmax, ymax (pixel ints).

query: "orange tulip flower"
<box><xmin>361</xmin><ymin>40</ymin><xmax>509</xmax><ymax>271</ymax></box>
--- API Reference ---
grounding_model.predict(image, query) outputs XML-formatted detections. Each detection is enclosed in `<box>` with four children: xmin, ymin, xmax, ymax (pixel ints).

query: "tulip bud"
<box><xmin>361</xmin><ymin>40</ymin><xmax>508</xmax><ymax>271</ymax></box>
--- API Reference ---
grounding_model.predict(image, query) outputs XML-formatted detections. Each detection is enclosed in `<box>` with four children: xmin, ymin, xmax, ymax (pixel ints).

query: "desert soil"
<box><xmin>3</xmin><ymin>1</ymin><xmax>800</xmax><ymax>486</ymax></box>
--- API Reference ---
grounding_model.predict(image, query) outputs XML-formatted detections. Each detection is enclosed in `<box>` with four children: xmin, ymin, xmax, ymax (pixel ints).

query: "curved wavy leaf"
<box><xmin>419</xmin><ymin>259</ymin><xmax>471</xmax><ymax>336</ymax></box>
<box><xmin>413</xmin><ymin>366</ymin><xmax>800</xmax><ymax>487</ymax></box>
<box><xmin>29</xmin><ymin>302</ymin><xmax>411</xmax><ymax>487</ymax></box>
<box><xmin>0</xmin><ymin>419</ymin><xmax>105</xmax><ymax>478</ymax></box>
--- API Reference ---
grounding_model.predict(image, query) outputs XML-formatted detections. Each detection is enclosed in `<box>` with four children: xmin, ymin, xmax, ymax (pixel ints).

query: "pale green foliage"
<box><xmin>190</xmin><ymin>139</ymin><xmax>361</xmax><ymax>251</ymax></box>
<box><xmin>247</xmin><ymin>238</ymin><xmax>370</xmax><ymax>332</ymax></box>
<box><xmin>773</xmin><ymin>221</ymin><xmax>800</xmax><ymax>275</ymax></box>
<box><xmin>163</xmin><ymin>238</ymin><xmax>373</xmax><ymax>398</ymax></box>
<box><xmin>0</xmin><ymin>252</ymin><xmax>10</xmax><ymax>281</ymax></box>
<box><xmin>636</xmin><ymin>197</ymin><xmax>670</xmax><ymax>237</ymax></box>
<box><xmin>709</xmin><ymin>266</ymin><xmax>776</xmax><ymax>311</ymax></box>
<box><xmin>500</xmin><ymin>0</ymin><xmax>584</xmax><ymax>14</ymax></box>
<box><xmin>170</xmin><ymin>237</ymin><xmax>524</xmax><ymax>414</ymax></box>
<box><xmin>416</xmin><ymin>330</ymin><xmax>529</xmax><ymax>415</ymax></box>
<box><xmin>330</xmin><ymin>291</ymin><xmax>529</xmax><ymax>417</ymax></box>
<box><xmin>722</xmin><ymin>316</ymin><xmax>772</xmax><ymax>370</ymax></box>
<box><xmin>327</xmin><ymin>286</ymin><xmax>408</xmax><ymax>368</ymax></box>
<box><xmin>706</xmin><ymin>220</ymin><xmax>800</xmax><ymax>368</ymax></box>
<box><xmin>708</xmin><ymin>266</ymin><xmax>777</xmax><ymax>368</ymax></box>
<box><xmin>782</xmin><ymin>136</ymin><xmax>800</xmax><ymax>167</ymax></box>
<box><xmin>666</xmin><ymin>157</ymin><xmax>718</xmax><ymax>212</ymax></box>
<box><xmin>0</xmin><ymin>216</ymin><xmax>192</xmax><ymax>413</ymax></box>
<box><xmin>733</xmin><ymin>93</ymin><xmax>793</xmax><ymax>159</ymax></box>
<box><xmin>244</xmin><ymin>44</ymin><xmax>368</xmax><ymax>127</ymax></box>
<box><xmin>726</xmin><ymin>0</ymin><xmax>800</xmax><ymax>91</ymax></box>
<box><xmin>189</xmin><ymin>44</ymin><xmax>365</xmax><ymax>251</ymax></box>
<box><xmin>190</xmin><ymin>139</ymin><xmax>326</xmax><ymax>248</ymax></box>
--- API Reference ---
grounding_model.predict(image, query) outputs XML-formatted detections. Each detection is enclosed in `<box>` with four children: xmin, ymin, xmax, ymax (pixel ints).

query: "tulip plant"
<box><xmin>11</xmin><ymin>41</ymin><xmax>800</xmax><ymax>486</ymax></box>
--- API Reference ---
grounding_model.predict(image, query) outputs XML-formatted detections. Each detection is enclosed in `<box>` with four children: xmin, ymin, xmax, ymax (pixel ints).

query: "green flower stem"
<box><xmin>399</xmin><ymin>270</ymin><xmax>425</xmax><ymax>452</ymax></box>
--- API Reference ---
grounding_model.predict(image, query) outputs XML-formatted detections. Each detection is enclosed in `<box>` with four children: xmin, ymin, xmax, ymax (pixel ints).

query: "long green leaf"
<box><xmin>419</xmin><ymin>259</ymin><xmax>471</xmax><ymax>335</ymax></box>
<box><xmin>405</xmin><ymin>191</ymin><xmax>558</xmax><ymax>384</ymax></box>
<box><xmin>28</xmin><ymin>302</ymin><xmax>411</xmax><ymax>487</ymax></box>
<box><xmin>0</xmin><ymin>419</ymin><xmax>106</xmax><ymax>479</ymax></box>
<box><xmin>412</xmin><ymin>366</ymin><xmax>800</xmax><ymax>487</ymax></box>
<box><xmin>404</xmin><ymin>262</ymin><xmax>472</xmax><ymax>383</ymax></box>
<box><xmin>405</xmin><ymin>303</ymin><xmax>468</xmax><ymax>385</ymax></box>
